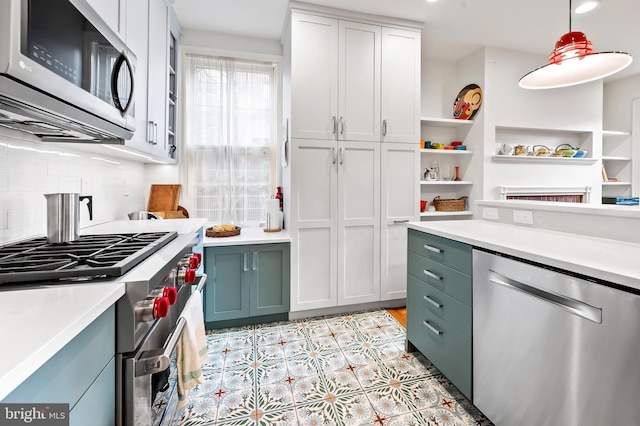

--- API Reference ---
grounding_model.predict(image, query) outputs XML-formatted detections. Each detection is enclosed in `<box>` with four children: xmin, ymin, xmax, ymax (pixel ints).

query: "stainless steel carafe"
<box><xmin>44</xmin><ymin>193</ymin><xmax>93</xmax><ymax>243</ymax></box>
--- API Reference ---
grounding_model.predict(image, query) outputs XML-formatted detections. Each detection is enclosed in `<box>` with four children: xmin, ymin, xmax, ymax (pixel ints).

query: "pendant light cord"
<box><xmin>569</xmin><ymin>0</ymin><xmax>572</xmax><ymax>31</ymax></box>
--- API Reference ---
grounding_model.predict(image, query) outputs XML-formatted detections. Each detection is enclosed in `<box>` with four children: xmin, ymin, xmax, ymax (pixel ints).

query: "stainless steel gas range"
<box><xmin>0</xmin><ymin>230</ymin><xmax>206</xmax><ymax>426</ymax></box>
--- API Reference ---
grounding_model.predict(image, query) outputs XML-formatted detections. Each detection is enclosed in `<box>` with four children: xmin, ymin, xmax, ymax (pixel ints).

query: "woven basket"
<box><xmin>432</xmin><ymin>196</ymin><xmax>467</xmax><ymax>212</ymax></box>
<box><xmin>206</xmin><ymin>226</ymin><xmax>241</xmax><ymax>238</ymax></box>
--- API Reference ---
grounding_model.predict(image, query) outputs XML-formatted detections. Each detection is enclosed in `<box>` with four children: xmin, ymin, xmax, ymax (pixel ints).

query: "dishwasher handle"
<box><xmin>488</xmin><ymin>270</ymin><xmax>602</xmax><ymax>323</ymax></box>
<box><xmin>135</xmin><ymin>274</ymin><xmax>207</xmax><ymax>377</ymax></box>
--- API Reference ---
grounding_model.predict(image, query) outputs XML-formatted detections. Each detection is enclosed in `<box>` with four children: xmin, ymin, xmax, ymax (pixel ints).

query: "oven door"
<box><xmin>117</xmin><ymin>274</ymin><xmax>207</xmax><ymax>426</ymax></box>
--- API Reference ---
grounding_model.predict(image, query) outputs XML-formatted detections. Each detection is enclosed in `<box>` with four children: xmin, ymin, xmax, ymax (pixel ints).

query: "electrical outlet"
<box><xmin>483</xmin><ymin>207</ymin><xmax>499</xmax><ymax>220</ymax></box>
<box><xmin>513</xmin><ymin>210</ymin><xmax>534</xmax><ymax>225</ymax></box>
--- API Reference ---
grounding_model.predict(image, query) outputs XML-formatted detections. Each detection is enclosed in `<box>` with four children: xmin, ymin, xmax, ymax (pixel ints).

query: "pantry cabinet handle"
<box><xmin>339</xmin><ymin>147</ymin><xmax>344</xmax><ymax>165</ymax></box>
<box><xmin>340</xmin><ymin>116</ymin><xmax>345</xmax><ymax>134</ymax></box>
<box><xmin>423</xmin><ymin>320</ymin><xmax>443</xmax><ymax>336</ymax></box>
<box><xmin>423</xmin><ymin>295</ymin><xmax>442</xmax><ymax>308</ymax></box>
<box><xmin>252</xmin><ymin>252</ymin><xmax>258</xmax><ymax>271</ymax></box>
<box><xmin>423</xmin><ymin>269</ymin><xmax>442</xmax><ymax>281</ymax></box>
<box><xmin>243</xmin><ymin>253</ymin><xmax>248</xmax><ymax>272</ymax></box>
<box><xmin>332</xmin><ymin>116</ymin><xmax>337</xmax><ymax>135</ymax></box>
<box><xmin>423</xmin><ymin>244</ymin><xmax>442</xmax><ymax>254</ymax></box>
<box><xmin>331</xmin><ymin>147</ymin><xmax>337</xmax><ymax>164</ymax></box>
<box><xmin>393</xmin><ymin>220</ymin><xmax>409</xmax><ymax>224</ymax></box>
<box><xmin>382</xmin><ymin>119</ymin><xmax>387</xmax><ymax>136</ymax></box>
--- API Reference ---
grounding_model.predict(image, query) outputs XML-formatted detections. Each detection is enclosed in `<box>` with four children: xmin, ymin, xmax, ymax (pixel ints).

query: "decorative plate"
<box><xmin>453</xmin><ymin>84</ymin><xmax>483</xmax><ymax>120</ymax></box>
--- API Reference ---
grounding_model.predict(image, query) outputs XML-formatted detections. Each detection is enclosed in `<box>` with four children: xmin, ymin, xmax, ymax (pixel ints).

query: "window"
<box><xmin>183</xmin><ymin>54</ymin><xmax>279</xmax><ymax>226</ymax></box>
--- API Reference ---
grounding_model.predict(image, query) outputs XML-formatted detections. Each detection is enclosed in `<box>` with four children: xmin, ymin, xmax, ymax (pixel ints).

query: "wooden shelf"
<box><xmin>421</xmin><ymin>117</ymin><xmax>473</xmax><ymax>127</ymax></box>
<box><xmin>420</xmin><ymin>180</ymin><xmax>472</xmax><ymax>185</ymax></box>
<box><xmin>491</xmin><ymin>155</ymin><xmax>598</xmax><ymax>164</ymax></box>
<box><xmin>420</xmin><ymin>211</ymin><xmax>474</xmax><ymax>218</ymax></box>
<box><xmin>420</xmin><ymin>149</ymin><xmax>473</xmax><ymax>155</ymax></box>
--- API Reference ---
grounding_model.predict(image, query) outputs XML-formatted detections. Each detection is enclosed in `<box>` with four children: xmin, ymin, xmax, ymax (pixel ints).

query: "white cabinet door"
<box><xmin>125</xmin><ymin>0</ymin><xmax>150</xmax><ymax>152</ymax></box>
<box><xmin>381</xmin><ymin>27</ymin><xmax>421</xmax><ymax>143</ymax></box>
<box><xmin>338</xmin><ymin>21</ymin><xmax>381</xmax><ymax>142</ymax></box>
<box><xmin>87</xmin><ymin>0</ymin><xmax>125</xmax><ymax>40</ymax></box>
<box><xmin>380</xmin><ymin>143</ymin><xmax>419</xmax><ymax>300</ymax></box>
<box><xmin>147</xmin><ymin>0</ymin><xmax>169</xmax><ymax>156</ymax></box>
<box><xmin>289</xmin><ymin>140</ymin><xmax>338</xmax><ymax>311</ymax></box>
<box><xmin>337</xmin><ymin>141</ymin><xmax>380</xmax><ymax>305</ymax></box>
<box><xmin>291</xmin><ymin>13</ymin><xmax>339</xmax><ymax>140</ymax></box>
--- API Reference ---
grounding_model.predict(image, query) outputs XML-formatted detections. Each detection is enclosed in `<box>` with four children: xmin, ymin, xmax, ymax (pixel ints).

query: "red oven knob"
<box><xmin>188</xmin><ymin>255</ymin><xmax>199</xmax><ymax>269</ymax></box>
<box><xmin>184</xmin><ymin>268</ymin><xmax>197</xmax><ymax>284</ymax></box>
<box><xmin>163</xmin><ymin>287</ymin><xmax>177</xmax><ymax>305</ymax></box>
<box><xmin>193</xmin><ymin>252</ymin><xmax>202</xmax><ymax>265</ymax></box>
<box><xmin>153</xmin><ymin>296</ymin><xmax>170</xmax><ymax>318</ymax></box>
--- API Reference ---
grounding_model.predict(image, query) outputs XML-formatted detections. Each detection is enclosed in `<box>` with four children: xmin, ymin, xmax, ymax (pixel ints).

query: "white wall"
<box><xmin>603</xmin><ymin>74</ymin><xmax>640</xmax><ymax>131</ymax></box>
<box><xmin>180</xmin><ymin>29</ymin><xmax>282</xmax><ymax>57</ymax></box>
<box><xmin>0</xmin><ymin>128</ymin><xmax>147</xmax><ymax>243</ymax></box>
<box><xmin>482</xmin><ymin>47</ymin><xmax>604</xmax><ymax>202</ymax></box>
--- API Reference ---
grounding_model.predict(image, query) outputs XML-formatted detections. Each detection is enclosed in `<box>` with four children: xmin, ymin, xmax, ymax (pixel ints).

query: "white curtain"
<box><xmin>183</xmin><ymin>54</ymin><xmax>278</xmax><ymax>226</ymax></box>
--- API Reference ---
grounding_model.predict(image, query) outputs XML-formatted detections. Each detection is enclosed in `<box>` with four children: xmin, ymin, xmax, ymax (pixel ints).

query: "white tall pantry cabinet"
<box><xmin>284</xmin><ymin>3</ymin><xmax>421</xmax><ymax>312</ymax></box>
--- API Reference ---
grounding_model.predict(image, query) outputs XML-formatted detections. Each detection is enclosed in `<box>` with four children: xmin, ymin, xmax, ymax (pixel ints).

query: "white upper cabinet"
<box><xmin>87</xmin><ymin>0</ymin><xmax>125</xmax><ymax>40</ymax></box>
<box><xmin>290</xmin><ymin>11</ymin><xmax>418</xmax><ymax>143</ymax></box>
<box><xmin>381</xmin><ymin>27</ymin><xmax>421</xmax><ymax>143</ymax></box>
<box><xmin>338</xmin><ymin>21</ymin><xmax>381</xmax><ymax>142</ymax></box>
<box><xmin>290</xmin><ymin>14</ymin><xmax>339</xmax><ymax>140</ymax></box>
<box><xmin>147</xmin><ymin>0</ymin><xmax>170</xmax><ymax>157</ymax></box>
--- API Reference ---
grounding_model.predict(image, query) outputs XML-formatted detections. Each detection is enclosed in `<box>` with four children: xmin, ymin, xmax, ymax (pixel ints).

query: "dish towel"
<box><xmin>176</xmin><ymin>291</ymin><xmax>208</xmax><ymax>408</ymax></box>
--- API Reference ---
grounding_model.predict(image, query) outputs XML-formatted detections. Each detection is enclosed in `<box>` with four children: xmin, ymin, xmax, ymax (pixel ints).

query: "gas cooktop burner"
<box><xmin>0</xmin><ymin>232</ymin><xmax>178</xmax><ymax>284</ymax></box>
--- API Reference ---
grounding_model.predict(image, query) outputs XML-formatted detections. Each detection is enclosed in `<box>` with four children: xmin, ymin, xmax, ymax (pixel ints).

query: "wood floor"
<box><xmin>386</xmin><ymin>306</ymin><xmax>406</xmax><ymax>327</ymax></box>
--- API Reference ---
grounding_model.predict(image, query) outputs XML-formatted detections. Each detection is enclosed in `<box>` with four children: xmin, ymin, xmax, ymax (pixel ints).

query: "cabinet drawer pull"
<box><xmin>423</xmin><ymin>295</ymin><xmax>442</xmax><ymax>308</ymax></box>
<box><xmin>423</xmin><ymin>320</ymin><xmax>443</xmax><ymax>336</ymax></box>
<box><xmin>252</xmin><ymin>252</ymin><xmax>258</xmax><ymax>271</ymax></box>
<box><xmin>243</xmin><ymin>253</ymin><xmax>248</xmax><ymax>272</ymax></box>
<box><xmin>423</xmin><ymin>244</ymin><xmax>442</xmax><ymax>254</ymax></box>
<box><xmin>423</xmin><ymin>269</ymin><xmax>442</xmax><ymax>281</ymax></box>
<box><xmin>393</xmin><ymin>219</ymin><xmax>409</xmax><ymax>224</ymax></box>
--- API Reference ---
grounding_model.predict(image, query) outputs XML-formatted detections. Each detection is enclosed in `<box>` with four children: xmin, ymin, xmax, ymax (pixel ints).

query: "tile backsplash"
<box><xmin>0</xmin><ymin>128</ymin><xmax>147</xmax><ymax>243</ymax></box>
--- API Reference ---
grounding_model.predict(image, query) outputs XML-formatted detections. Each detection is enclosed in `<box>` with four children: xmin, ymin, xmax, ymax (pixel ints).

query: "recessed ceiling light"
<box><xmin>426</xmin><ymin>0</ymin><xmax>439</xmax><ymax>3</ymax></box>
<box><xmin>575</xmin><ymin>0</ymin><xmax>601</xmax><ymax>14</ymax></box>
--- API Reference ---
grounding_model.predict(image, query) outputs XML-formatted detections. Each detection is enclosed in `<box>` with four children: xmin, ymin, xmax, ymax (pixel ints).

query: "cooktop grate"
<box><xmin>0</xmin><ymin>232</ymin><xmax>178</xmax><ymax>284</ymax></box>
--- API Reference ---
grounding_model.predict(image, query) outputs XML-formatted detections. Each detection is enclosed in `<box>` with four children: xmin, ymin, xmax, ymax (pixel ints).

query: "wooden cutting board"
<box><xmin>147</xmin><ymin>184</ymin><xmax>181</xmax><ymax>212</ymax></box>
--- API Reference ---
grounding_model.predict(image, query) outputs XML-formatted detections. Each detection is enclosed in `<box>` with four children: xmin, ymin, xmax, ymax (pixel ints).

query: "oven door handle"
<box><xmin>135</xmin><ymin>274</ymin><xmax>207</xmax><ymax>377</ymax></box>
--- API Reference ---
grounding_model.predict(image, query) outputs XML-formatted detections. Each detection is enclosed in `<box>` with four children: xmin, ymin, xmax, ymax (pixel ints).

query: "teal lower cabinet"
<box><xmin>204</xmin><ymin>243</ymin><xmax>290</xmax><ymax>328</ymax></box>
<box><xmin>2</xmin><ymin>306</ymin><xmax>116</xmax><ymax>426</ymax></box>
<box><xmin>406</xmin><ymin>230</ymin><xmax>473</xmax><ymax>399</ymax></box>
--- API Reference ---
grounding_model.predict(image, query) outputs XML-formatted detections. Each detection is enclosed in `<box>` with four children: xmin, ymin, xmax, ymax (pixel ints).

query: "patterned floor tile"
<box><xmin>166</xmin><ymin>310</ymin><xmax>493</xmax><ymax>426</ymax></box>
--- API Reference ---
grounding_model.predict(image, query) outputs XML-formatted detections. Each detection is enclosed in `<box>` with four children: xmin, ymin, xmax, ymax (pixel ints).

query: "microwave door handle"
<box><xmin>135</xmin><ymin>274</ymin><xmax>208</xmax><ymax>377</ymax></box>
<box><xmin>111</xmin><ymin>51</ymin><xmax>135</xmax><ymax>116</ymax></box>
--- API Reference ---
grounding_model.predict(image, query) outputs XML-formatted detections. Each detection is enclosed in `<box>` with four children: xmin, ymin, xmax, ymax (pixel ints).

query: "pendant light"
<box><xmin>519</xmin><ymin>0</ymin><xmax>632</xmax><ymax>89</ymax></box>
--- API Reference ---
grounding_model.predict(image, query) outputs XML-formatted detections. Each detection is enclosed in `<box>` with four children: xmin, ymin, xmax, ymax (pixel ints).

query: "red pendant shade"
<box><xmin>549</xmin><ymin>31</ymin><xmax>593</xmax><ymax>64</ymax></box>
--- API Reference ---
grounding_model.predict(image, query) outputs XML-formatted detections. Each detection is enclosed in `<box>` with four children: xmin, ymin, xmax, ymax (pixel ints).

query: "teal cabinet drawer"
<box><xmin>406</xmin><ymin>297</ymin><xmax>472</xmax><ymax>398</ymax></box>
<box><xmin>408</xmin><ymin>275</ymin><xmax>471</xmax><ymax>337</ymax></box>
<box><xmin>3</xmin><ymin>306</ymin><xmax>115</xmax><ymax>406</ymax></box>
<box><xmin>69</xmin><ymin>358</ymin><xmax>115</xmax><ymax>426</ymax></box>
<box><xmin>407</xmin><ymin>251</ymin><xmax>472</xmax><ymax>306</ymax></box>
<box><xmin>408</xmin><ymin>229</ymin><xmax>472</xmax><ymax>275</ymax></box>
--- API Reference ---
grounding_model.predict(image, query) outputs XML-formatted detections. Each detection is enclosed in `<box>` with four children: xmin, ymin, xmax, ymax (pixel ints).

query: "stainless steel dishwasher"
<box><xmin>473</xmin><ymin>249</ymin><xmax>640</xmax><ymax>426</ymax></box>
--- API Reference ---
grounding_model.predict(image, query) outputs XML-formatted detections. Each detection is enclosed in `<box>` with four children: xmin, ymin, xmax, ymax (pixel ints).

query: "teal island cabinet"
<box><xmin>203</xmin><ymin>229</ymin><xmax>291</xmax><ymax>328</ymax></box>
<box><xmin>405</xmin><ymin>228</ymin><xmax>473</xmax><ymax>399</ymax></box>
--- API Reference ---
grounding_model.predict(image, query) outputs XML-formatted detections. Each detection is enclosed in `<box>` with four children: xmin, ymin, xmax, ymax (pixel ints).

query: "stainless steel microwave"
<box><xmin>0</xmin><ymin>0</ymin><xmax>136</xmax><ymax>141</ymax></box>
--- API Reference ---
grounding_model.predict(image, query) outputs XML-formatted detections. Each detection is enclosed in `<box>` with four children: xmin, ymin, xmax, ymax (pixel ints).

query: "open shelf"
<box><xmin>420</xmin><ymin>149</ymin><xmax>473</xmax><ymax>155</ymax></box>
<box><xmin>420</xmin><ymin>180</ymin><xmax>472</xmax><ymax>185</ymax></box>
<box><xmin>421</xmin><ymin>117</ymin><xmax>473</xmax><ymax>127</ymax></box>
<box><xmin>602</xmin><ymin>130</ymin><xmax>631</xmax><ymax>137</ymax></box>
<box><xmin>602</xmin><ymin>181</ymin><xmax>632</xmax><ymax>186</ymax></box>
<box><xmin>420</xmin><ymin>211</ymin><xmax>474</xmax><ymax>218</ymax></box>
<box><xmin>602</xmin><ymin>156</ymin><xmax>631</xmax><ymax>161</ymax></box>
<box><xmin>491</xmin><ymin>155</ymin><xmax>598</xmax><ymax>164</ymax></box>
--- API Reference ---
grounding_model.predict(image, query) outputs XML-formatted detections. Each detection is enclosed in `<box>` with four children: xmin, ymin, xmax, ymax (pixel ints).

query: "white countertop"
<box><xmin>203</xmin><ymin>227</ymin><xmax>291</xmax><ymax>247</ymax></box>
<box><xmin>408</xmin><ymin>220</ymin><xmax>640</xmax><ymax>291</ymax></box>
<box><xmin>83</xmin><ymin>218</ymin><xmax>207</xmax><ymax>235</ymax></box>
<box><xmin>0</xmin><ymin>282</ymin><xmax>125</xmax><ymax>400</ymax></box>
